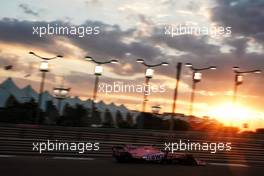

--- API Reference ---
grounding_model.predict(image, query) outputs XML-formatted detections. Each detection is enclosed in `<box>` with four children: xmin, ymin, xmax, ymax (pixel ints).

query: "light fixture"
<box><xmin>185</xmin><ymin>63</ymin><xmax>192</xmax><ymax>67</ymax></box>
<box><xmin>152</xmin><ymin>105</ymin><xmax>161</xmax><ymax>114</ymax></box>
<box><xmin>210</xmin><ymin>66</ymin><xmax>217</xmax><ymax>70</ymax></box>
<box><xmin>53</xmin><ymin>88</ymin><xmax>70</xmax><ymax>99</ymax></box>
<box><xmin>61</xmin><ymin>90</ymin><xmax>68</xmax><ymax>96</ymax></box>
<box><xmin>53</xmin><ymin>89</ymin><xmax>60</xmax><ymax>95</ymax></box>
<box><xmin>95</xmin><ymin>65</ymin><xmax>103</xmax><ymax>75</ymax></box>
<box><xmin>194</xmin><ymin>72</ymin><xmax>202</xmax><ymax>81</ymax></box>
<box><xmin>236</xmin><ymin>75</ymin><xmax>243</xmax><ymax>83</ymax></box>
<box><xmin>39</xmin><ymin>61</ymin><xmax>49</xmax><ymax>72</ymax></box>
<box><xmin>254</xmin><ymin>70</ymin><xmax>262</xmax><ymax>74</ymax></box>
<box><xmin>161</xmin><ymin>62</ymin><xmax>169</xmax><ymax>66</ymax></box>
<box><xmin>145</xmin><ymin>68</ymin><xmax>154</xmax><ymax>78</ymax></box>
<box><xmin>85</xmin><ymin>56</ymin><xmax>93</xmax><ymax>61</ymax></box>
<box><xmin>136</xmin><ymin>59</ymin><xmax>168</xmax><ymax>112</ymax></box>
<box><xmin>110</xmin><ymin>59</ymin><xmax>118</xmax><ymax>64</ymax></box>
<box><xmin>233</xmin><ymin>66</ymin><xmax>240</xmax><ymax>71</ymax></box>
<box><xmin>136</xmin><ymin>59</ymin><xmax>144</xmax><ymax>63</ymax></box>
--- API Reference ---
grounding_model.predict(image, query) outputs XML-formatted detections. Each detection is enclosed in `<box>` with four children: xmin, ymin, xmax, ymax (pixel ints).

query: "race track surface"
<box><xmin>0</xmin><ymin>156</ymin><xmax>264</xmax><ymax>176</ymax></box>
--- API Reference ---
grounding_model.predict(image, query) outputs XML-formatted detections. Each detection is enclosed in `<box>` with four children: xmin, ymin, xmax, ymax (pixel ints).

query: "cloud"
<box><xmin>0</xmin><ymin>18</ymin><xmax>162</xmax><ymax>62</ymax></box>
<box><xmin>0</xmin><ymin>18</ymin><xmax>79</xmax><ymax>56</ymax></box>
<box><xmin>68</xmin><ymin>20</ymin><xmax>162</xmax><ymax>60</ymax></box>
<box><xmin>85</xmin><ymin>0</ymin><xmax>102</xmax><ymax>6</ymax></box>
<box><xmin>211</xmin><ymin>0</ymin><xmax>264</xmax><ymax>43</ymax></box>
<box><xmin>0</xmin><ymin>53</ymin><xmax>16</xmax><ymax>67</ymax></box>
<box><xmin>0</xmin><ymin>52</ymin><xmax>33</xmax><ymax>75</ymax></box>
<box><xmin>0</xmin><ymin>16</ymin><xmax>263</xmax><ymax>101</ymax></box>
<box><xmin>151</xmin><ymin>32</ymin><xmax>220</xmax><ymax>56</ymax></box>
<box><xmin>0</xmin><ymin>18</ymin><xmax>165</xmax><ymax>77</ymax></box>
<box><xmin>18</xmin><ymin>4</ymin><xmax>39</xmax><ymax>17</ymax></box>
<box><xmin>161</xmin><ymin>0</ymin><xmax>177</xmax><ymax>7</ymax></box>
<box><xmin>66</xmin><ymin>20</ymin><xmax>165</xmax><ymax>76</ymax></box>
<box><xmin>186</xmin><ymin>1</ymin><xmax>200</xmax><ymax>11</ymax></box>
<box><xmin>224</xmin><ymin>37</ymin><xmax>249</xmax><ymax>57</ymax></box>
<box><xmin>0</xmin><ymin>18</ymin><xmax>55</xmax><ymax>49</ymax></box>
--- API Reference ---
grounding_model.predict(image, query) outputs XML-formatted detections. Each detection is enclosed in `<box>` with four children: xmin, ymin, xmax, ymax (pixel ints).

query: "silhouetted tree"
<box><xmin>0</xmin><ymin>97</ymin><xmax>37</xmax><ymax>124</ymax></box>
<box><xmin>44</xmin><ymin>100</ymin><xmax>59</xmax><ymax>125</ymax></box>
<box><xmin>103</xmin><ymin>109</ymin><xmax>114</xmax><ymax>128</ymax></box>
<box><xmin>90</xmin><ymin>107</ymin><xmax>102</xmax><ymax>125</ymax></box>
<box><xmin>58</xmin><ymin>104</ymin><xmax>87</xmax><ymax>127</ymax></box>
<box><xmin>116</xmin><ymin>110</ymin><xmax>125</xmax><ymax>128</ymax></box>
<box><xmin>5</xmin><ymin>95</ymin><xmax>19</xmax><ymax>107</ymax></box>
<box><xmin>136</xmin><ymin>113</ymin><xmax>164</xmax><ymax>130</ymax></box>
<box><xmin>172</xmin><ymin>119</ymin><xmax>190</xmax><ymax>131</ymax></box>
<box><xmin>126</xmin><ymin>112</ymin><xmax>135</xmax><ymax>128</ymax></box>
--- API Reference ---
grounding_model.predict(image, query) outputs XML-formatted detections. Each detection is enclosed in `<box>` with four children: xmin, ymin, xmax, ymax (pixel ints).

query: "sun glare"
<box><xmin>208</xmin><ymin>103</ymin><xmax>256</xmax><ymax>128</ymax></box>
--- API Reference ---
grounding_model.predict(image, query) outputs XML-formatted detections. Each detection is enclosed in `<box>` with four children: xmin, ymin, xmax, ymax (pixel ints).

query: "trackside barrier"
<box><xmin>0</xmin><ymin>125</ymin><xmax>264</xmax><ymax>166</ymax></box>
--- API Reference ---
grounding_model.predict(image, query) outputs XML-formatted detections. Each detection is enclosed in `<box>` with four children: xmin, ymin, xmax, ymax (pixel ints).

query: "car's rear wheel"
<box><xmin>114</xmin><ymin>153</ymin><xmax>132</xmax><ymax>163</ymax></box>
<box><xmin>181</xmin><ymin>155</ymin><xmax>198</xmax><ymax>165</ymax></box>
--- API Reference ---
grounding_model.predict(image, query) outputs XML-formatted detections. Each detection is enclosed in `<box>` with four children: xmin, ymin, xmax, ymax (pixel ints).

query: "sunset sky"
<box><xmin>0</xmin><ymin>0</ymin><xmax>264</xmax><ymax>130</ymax></box>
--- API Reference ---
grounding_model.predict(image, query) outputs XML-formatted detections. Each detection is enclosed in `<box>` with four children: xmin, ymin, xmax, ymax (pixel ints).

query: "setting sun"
<box><xmin>207</xmin><ymin>103</ymin><xmax>262</xmax><ymax>130</ymax></box>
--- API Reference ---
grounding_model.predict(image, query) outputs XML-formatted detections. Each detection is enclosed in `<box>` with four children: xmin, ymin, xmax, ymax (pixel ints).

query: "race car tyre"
<box><xmin>114</xmin><ymin>153</ymin><xmax>132</xmax><ymax>163</ymax></box>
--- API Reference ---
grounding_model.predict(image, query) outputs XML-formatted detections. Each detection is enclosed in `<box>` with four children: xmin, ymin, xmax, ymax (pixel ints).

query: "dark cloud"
<box><xmin>211</xmin><ymin>0</ymin><xmax>264</xmax><ymax>43</ymax></box>
<box><xmin>0</xmin><ymin>16</ymin><xmax>263</xmax><ymax>96</ymax></box>
<box><xmin>66</xmin><ymin>20</ymin><xmax>165</xmax><ymax>76</ymax></box>
<box><xmin>18</xmin><ymin>4</ymin><xmax>39</xmax><ymax>17</ymax></box>
<box><xmin>104</xmin><ymin>25</ymin><xmax>222</xmax><ymax>78</ymax></box>
<box><xmin>225</xmin><ymin>37</ymin><xmax>249</xmax><ymax>57</ymax></box>
<box><xmin>69</xmin><ymin>20</ymin><xmax>162</xmax><ymax>60</ymax></box>
<box><xmin>0</xmin><ymin>18</ymin><xmax>50</xmax><ymax>45</ymax></box>
<box><xmin>0</xmin><ymin>18</ymin><xmax>231</xmax><ymax>80</ymax></box>
<box><xmin>0</xmin><ymin>18</ymin><xmax>165</xmax><ymax>77</ymax></box>
<box><xmin>0</xmin><ymin>18</ymin><xmax>78</xmax><ymax>56</ymax></box>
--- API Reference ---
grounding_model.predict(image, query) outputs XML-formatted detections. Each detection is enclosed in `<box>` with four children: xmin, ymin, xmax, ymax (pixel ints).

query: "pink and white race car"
<box><xmin>112</xmin><ymin>145</ymin><xmax>205</xmax><ymax>166</ymax></box>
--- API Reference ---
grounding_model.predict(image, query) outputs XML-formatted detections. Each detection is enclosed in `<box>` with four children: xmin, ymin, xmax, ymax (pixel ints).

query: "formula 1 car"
<box><xmin>112</xmin><ymin>145</ymin><xmax>205</xmax><ymax>166</ymax></box>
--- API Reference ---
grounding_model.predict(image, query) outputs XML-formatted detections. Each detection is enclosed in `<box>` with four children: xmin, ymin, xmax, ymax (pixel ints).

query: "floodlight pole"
<box><xmin>185</xmin><ymin>63</ymin><xmax>216</xmax><ymax>116</ymax></box>
<box><xmin>136</xmin><ymin>59</ymin><xmax>169</xmax><ymax>112</ymax></box>
<box><xmin>84</xmin><ymin>56</ymin><xmax>118</xmax><ymax>124</ymax></box>
<box><xmin>29</xmin><ymin>51</ymin><xmax>63</xmax><ymax>124</ymax></box>
<box><xmin>170</xmin><ymin>62</ymin><xmax>182</xmax><ymax>131</ymax></box>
